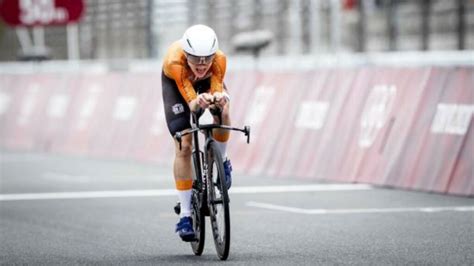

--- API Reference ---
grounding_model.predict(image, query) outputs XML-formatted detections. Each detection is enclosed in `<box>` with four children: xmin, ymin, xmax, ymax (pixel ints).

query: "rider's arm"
<box><xmin>209</xmin><ymin>52</ymin><xmax>229</xmax><ymax>106</ymax></box>
<box><xmin>164</xmin><ymin>63</ymin><xmax>197</xmax><ymax>104</ymax></box>
<box><xmin>209</xmin><ymin>52</ymin><xmax>226</xmax><ymax>95</ymax></box>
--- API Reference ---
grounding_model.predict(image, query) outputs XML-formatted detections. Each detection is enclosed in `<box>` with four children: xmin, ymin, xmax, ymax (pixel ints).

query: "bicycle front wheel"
<box><xmin>190</xmin><ymin>189</ymin><xmax>205</xmax><ymax>255</ymax></box>
<box><xmin>207</xmin><ymin>141</ymin><xmax>230</xmax><ymax>260</ymax></box>
<box><xmin>190</xmin><ymin>152</ymin><xmax>205</xmax><ymax>255</ymax></box>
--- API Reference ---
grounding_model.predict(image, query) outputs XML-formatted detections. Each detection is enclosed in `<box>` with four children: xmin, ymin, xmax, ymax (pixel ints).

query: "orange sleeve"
<box><xmin>162</xmin><ymin>42</ymin><xmax>197</xmax><ymax>103</ymax></box>
<box><xmin>210</xmin><ymin>51</ymin><xmax>227</xmax><ymax>94</ymax></box>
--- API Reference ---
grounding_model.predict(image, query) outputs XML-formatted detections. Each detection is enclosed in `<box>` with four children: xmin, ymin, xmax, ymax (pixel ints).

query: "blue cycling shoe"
<box><xmin>175</xmin><ymin>216</ymin><xmax>195</xmax><ymax>242</ymax></box>
<box><xmin>223</xmin><ymin>159</ymin><xmax>232</xmax><ymax>190</ymax></box>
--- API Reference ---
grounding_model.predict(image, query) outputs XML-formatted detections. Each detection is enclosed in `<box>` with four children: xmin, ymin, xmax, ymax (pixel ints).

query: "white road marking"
<box><xmin>0</xmin><ymin>184</ymin><xmax>372</xmax><ymax>201</ymax></box>
<box><xmin>0</xmin><ymin>190</ymin><xmax>177</xmax><ymax>201</ymax></box>
<box><xmin>231</xmin><ymin>184</ymin><xmax>373</xmax><ymax>193</ymax></box>
<box><xmin>246</xmin><ymin>201</ymin><xmax>474</xmax><ymax>215</ymax></box>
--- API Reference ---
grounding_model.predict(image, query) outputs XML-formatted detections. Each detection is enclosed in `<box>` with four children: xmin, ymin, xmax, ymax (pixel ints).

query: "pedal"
<box><xmin>181</xmin><ymin>234</ymin><xmax>198</xmax><ymax>242</ymax></box>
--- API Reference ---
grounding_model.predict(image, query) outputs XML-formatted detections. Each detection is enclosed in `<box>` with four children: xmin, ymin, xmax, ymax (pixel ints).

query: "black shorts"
<box><xmin>162</xmin><ymin>71</ymin><xmax>226</xmax><ymax>136</ymax></box>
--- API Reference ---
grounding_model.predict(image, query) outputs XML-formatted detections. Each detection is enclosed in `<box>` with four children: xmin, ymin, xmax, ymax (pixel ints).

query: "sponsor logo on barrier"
<box><xmin>295</xmin><ymin>101</ymin><xmax>329</xmax><ymax>130</ymax></box>
<box><xmin>245</xmin><ymin>86</ymin><xmax>275</xmax><ymax>126</ymax></box>
<box><xmin>18</xmin><ymin>84</ymin><xmax>39</xmax><ymax>126</ymax></box>
<box><xmin>0</xmin><ymin>91</ymin><xmax>11</xmax><ymax>116</ymax></box>
<box><xmin>113</xmin><ymin>97</ymin><xmax>137</xmax><ymax>121</ymax></box>
<box><xmin>359</xmin><ymin>85</ymin><xmax>397</xmax><ymax>148</ymax></box>
<box><xmin>77</xmin><ymin>85</ymin><xmax>101</xmax><ymax>130</ymax></box>
<box><xmin>431</xmin><ymin>104</ymin><xmax>474</xmax><ymax>135</ymax></box>
<box><xmin>47</xmin><ymin>95</ymin><xmax>69</xmax><ymax>118</ymax></box>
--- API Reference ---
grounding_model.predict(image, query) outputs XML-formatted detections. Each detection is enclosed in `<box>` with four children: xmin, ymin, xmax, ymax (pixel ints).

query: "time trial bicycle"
<box><xmin>174</xmin><ymin>106</ymin><xmax>250</xmax><ymax>260</ymax></box>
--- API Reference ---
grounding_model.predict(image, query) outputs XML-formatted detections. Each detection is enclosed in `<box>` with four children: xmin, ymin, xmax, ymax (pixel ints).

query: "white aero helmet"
<box><xmin>181</xmin><ymin>24</ymin><xmax>218</xmax><ymax>57</ymax></box>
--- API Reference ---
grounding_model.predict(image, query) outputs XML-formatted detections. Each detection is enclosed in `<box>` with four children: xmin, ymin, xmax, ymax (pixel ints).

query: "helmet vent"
<box><xmin>186</xmin><ymin>38</ymin><xmax>193</xmax><ymax>49</ymax></box>
<box><xmin>211</xmin><ymin>38</ymin><xmax>216</xmax><ymax>50</ymax></box>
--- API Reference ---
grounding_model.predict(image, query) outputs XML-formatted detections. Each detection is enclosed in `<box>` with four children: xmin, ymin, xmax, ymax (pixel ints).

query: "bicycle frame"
<box><xmin>175</xmin><ymin>111</ymin><xmax>250</xmax><ymax>194</ymax></box>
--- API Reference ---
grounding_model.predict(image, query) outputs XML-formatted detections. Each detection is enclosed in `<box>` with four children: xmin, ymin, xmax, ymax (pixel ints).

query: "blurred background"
<box><xmin>0</xmin><ymin>0</ymin><xmax>472</xmax><ymax>195</ymax></box>
<box><xmin>0</xmin><ymin>0</ymin><xmax>473</xmax><ymax>61</ymax></box>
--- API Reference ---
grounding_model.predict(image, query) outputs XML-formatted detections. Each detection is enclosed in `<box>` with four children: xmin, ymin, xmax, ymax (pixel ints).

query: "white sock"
<box><xmin>177</xmin><ymin>189</ymin><xmax>192</xmax><ymax>218</ymax></box>
<box><xmin>215</xmin><ymin>140</ymin><xmax>228</xmax><ymax>160</ymax></box>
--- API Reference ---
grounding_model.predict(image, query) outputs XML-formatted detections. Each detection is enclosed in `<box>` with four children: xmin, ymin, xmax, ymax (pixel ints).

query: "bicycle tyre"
<box><xmin>207</xmin><ymin>141</ymin><xmax>230</xmax><ymax>260</ymax></box>
<box><xmin>191</xmin><ymin>153</ymin><xmax>205</xmax><ymax>255</ymax></box>
<box><xmin>190</xmin><ymin>190</ymin><xmax>205</xmax><ymax>255</ymax></box>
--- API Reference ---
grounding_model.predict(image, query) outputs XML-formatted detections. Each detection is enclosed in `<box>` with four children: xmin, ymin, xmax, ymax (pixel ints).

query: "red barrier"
<box><xmin>324</xmin><ymin>68</ymin><xmax>373</xmax><ymax>182</ymax></box>
<box><xmin>446</xmin><ymin>69</ymin><xmax>474</xmax><ymax>195</ymax></box>
<box><xmin>226</xmin><ymin>71</ymin><xmax>262</xmax><ymax>173</ymax></box>
<box><xmin>0</xmin><ymin>74</ymin><xmax>15</xmax><ymax>147</ymax></box>
<box><xmin>447</xmin><ymin>119</ymin><xmax>474</xmax><ymax>195</ymax></box>
<box><xmin>271</xmin><ymin>70</ymin><xmax>331</xmax><ymax>179</ymax></box>
<box><xmin>126</xmin><ymin>73</ymin><xmax>174</xmax><ymax>165</ymax></box>
<box><xmin>55</xmin><ymin>74</ymin><xmax>121</xmax><ymax>155</ymax></box>
<box><xmin>384</xmin><ymin>68</ymin><xmax>449</xmax><ymax>190</ymax></box>
<box><xmin>1</xmin><ymin>66</ymin><xmax>472</xmax><ymax>196</ymax></box>
<box><xmin>408</xmin><ymin>68</ymin><xmax>473</xmax><ymax>193</ymax></box>
<box><xmin>266</xmin><ymin>71</ymin><xmax>317</xmax><ymax>178</ymax></box>
<box><xmin>1</xmin><ymin>75</ymin><xmax>54</xmax><ymax>150</ymax></box>
<box><xmin>355</xmin><ymin>68</ymin><xmax>432</xmax><ymax>185</ymax></box>
<box><xmin>306</xmin><ymin>69</ymin><xmax>360</xmax><ymax>181</ymax></box>
<box><xmin>34</xmin><ymin>74</ymin><xmax>78</xmax><ymax>151</ymax></box>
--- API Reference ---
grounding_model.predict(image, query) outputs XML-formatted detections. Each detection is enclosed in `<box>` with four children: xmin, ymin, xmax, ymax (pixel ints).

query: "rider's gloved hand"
<box><xmin>212</xmin><ymin>92</ymin><xmax>228</xmax><ymax>108</ymax></box>
<box><xmin>198</xmin><ymin>93</ymin><xmax>213</xmax><ymax>109</ymax></box>
<box><xmin>190</xmin><ymin>93</ymin><xmax>213</xmax><ymax>112</ymax></box>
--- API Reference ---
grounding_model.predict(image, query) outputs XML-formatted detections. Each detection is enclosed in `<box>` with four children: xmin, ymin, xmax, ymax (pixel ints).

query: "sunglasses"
<box><xmin>186</xmin><ymin>53</ymin><xmax>215</xmax><ymax>65</ymax></box>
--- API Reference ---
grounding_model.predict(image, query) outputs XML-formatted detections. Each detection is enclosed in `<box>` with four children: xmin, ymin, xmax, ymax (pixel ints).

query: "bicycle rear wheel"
<box><xmin>207</xmin><ymin>141</ymin><xmax>230</xmax><ymax>260</ymax></box>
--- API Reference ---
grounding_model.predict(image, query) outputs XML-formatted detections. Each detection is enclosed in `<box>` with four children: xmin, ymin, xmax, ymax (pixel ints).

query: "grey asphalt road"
<box><xmin>1</xmin><ymin>151</ymin><xmax>473</xmax><ymax>265</ymax></box>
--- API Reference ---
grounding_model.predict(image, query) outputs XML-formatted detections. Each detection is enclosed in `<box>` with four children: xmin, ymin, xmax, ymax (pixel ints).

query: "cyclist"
<box><xmin>161</xmin><ymin>24</ymin><xmax>233</xmax><ymax>242</ymax></box>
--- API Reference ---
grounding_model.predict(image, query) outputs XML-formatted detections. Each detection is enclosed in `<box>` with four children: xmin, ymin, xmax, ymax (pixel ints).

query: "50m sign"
<box><xmin>0</xmin><ymin>0</ymin><xmax>84</xmax><ymax>26</ymax></box>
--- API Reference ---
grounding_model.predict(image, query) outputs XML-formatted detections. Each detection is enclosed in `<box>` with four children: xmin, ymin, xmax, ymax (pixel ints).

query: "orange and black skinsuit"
<box><xmin>161</xmin><ymin>41</ymin><xmax>227</xmax><ymax>136</ymax></box>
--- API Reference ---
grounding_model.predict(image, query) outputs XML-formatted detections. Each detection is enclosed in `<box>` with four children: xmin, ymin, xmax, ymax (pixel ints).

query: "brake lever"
<box><xmin>244</xmin><ymin>126</ymin><xmax>251</xmax><ymax>144</ymax></box>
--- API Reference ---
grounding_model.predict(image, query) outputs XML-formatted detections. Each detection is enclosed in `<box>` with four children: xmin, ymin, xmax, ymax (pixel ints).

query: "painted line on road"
<box><xmin>246</xmin><ymin>201</ymin><xmax>474</xmax><ymax>215</ymax></box>
<box><xmin>0</xmin><ymin>184</ymin><xmax>372</xmax><ymax>201</ymax></box>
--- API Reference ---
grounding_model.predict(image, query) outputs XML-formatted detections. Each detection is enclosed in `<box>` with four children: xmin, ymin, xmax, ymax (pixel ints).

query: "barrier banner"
<box><xmin>1</xmin><ymin>75</ymin><xmax>54</xmax><ymax>150</ymax></box>
<box><xmin>239</xmin><ymin>72</ymin><xmax>305</xmax><ymax>176</ymax></box>
<box><xmin>354</xmin><ymin>68</ymin><xmax>431</xmax><ymax>185</ymax></box>
<box><xmin>305</xmin><ymin>69</ymin><xmax>360</xmax><ymax>181</ymax></box>
<box><xmin>34</xmin><ymin>74</ymin><xmax>78</xmax><ymax>151</ymax></box>
<box><xmin>446</xmin><ymin>68</ymin><xmax>474</xmax><ymax>195</ymax></box>
<box><xmin>332</xmin><ymin>68</ymin><xmax>380</xmax><ymax>182</ymax></box>
<box><xmin>269</xmin><ymin>70</ymin><xmax>330</xmax><ymax>179</ymax></box>
<box><xmin>447</xmin><ymin>119</ymin><xmax>473</xmax><ymax>195</ymax></box>
<box><xmin>225</xmin><ymin>71</ymin><xmax>261</xmax><ymax>173</ymax></box>
<box><xmin>408</xmin><ymin>68</ymin><xmax>473</xmax><ymax>194</ymax></box>
<box><xmin>0</xmin><ymin>66</ymin><xmax>472</xmax><ymax>196</ymax></box>
<box><xmin>55</xmin><ymin>74</ymin><xmax>122</xmax><ymax>155</ymax></box>
<box><xmin>0</xmin><ymin>74</ymin><xmax>16</xmax><ymax>147</ymax></box>
<box><xmin>126</xmin><ymin>73</ymin><xmax>173</xmax><ymax>164</ymax></box>
<box><xmin>384</xmin><ymin>68</ymin><xmax>450</xmax><ymax>190</ymax></box>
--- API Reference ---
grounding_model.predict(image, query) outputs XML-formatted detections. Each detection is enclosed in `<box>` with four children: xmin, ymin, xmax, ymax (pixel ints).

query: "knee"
<box><xmin>175</xmin><ymin>143</ymin><xmax>192</xmax><ymax>158</ymax></box>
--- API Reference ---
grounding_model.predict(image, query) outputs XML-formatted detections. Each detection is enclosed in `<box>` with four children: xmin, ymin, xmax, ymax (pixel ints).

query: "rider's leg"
<box><xmin>173</xmin><ymin>134</ymin><xmax>193</xmax><ymax>218</ymax></box>
<box><xmin>213</xmin><ymin>102</ymin><xmax>233</xmax><ymax>189</ymax></box>
<box><xmin>213</xmin><ymin>101</ymin><xmax>231</xmax><ymax>159</ymax></box>
<box><xmin>161</xmin><ymin>71</ymin><xmax>195</xmax><ymax>240</ymax></box>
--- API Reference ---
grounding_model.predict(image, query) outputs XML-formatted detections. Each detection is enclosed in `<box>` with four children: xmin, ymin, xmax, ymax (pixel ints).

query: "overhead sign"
<box><xmin>0</xmin><ymin>0</ymin><xmax>84</xmax><ymax>26</ymax></box>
